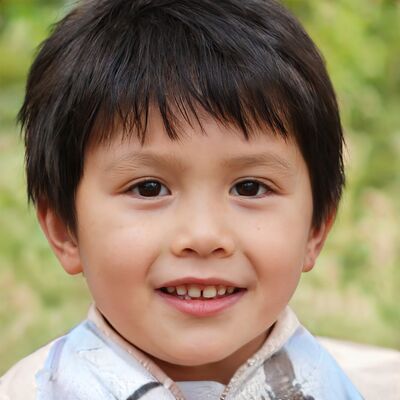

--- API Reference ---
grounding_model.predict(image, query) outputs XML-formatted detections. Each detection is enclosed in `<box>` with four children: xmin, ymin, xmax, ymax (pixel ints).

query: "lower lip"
<box><xmin>156</xmin><ymin>290</ymin><xmax>246</xmax><ymax>317</ymax></box>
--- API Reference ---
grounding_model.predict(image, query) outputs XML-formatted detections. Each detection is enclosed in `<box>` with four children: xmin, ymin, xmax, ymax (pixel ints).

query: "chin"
<box><xmin>164</xmin><ymin>343</ymin><xmax>235</xmax><ymax>366</ymax></box>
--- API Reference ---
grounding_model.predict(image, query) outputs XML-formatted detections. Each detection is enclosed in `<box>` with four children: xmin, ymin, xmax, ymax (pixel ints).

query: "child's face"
<box><xmin>42</xmin><ymin>110</ymin><xmax>330</xmax><ymax>382</ymax></box>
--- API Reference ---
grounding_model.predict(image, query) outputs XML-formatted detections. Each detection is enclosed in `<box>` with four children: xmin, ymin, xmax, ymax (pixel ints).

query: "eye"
<box><xmin>230</xmin><ymin>180</ymin><xmax>271</xmax><ymax>197</ymax></box>
<box><xmin>128</xmin><ymin>180</ymin><xmax>170</xmax><ymax>198</ymax></box>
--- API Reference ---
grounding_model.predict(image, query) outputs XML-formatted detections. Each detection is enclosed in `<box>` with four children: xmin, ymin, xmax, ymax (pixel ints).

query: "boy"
<box><xmin>0</xmin><ymin>0</ymin><xmax>363</xmax><ymax>398</ymax></box>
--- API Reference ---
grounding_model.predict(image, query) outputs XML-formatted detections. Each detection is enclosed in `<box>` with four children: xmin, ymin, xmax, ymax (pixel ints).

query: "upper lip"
<box><xmin>157</xmin><ymin>277</ymin><xmax>245</xmax><ymax>289</ymax></box>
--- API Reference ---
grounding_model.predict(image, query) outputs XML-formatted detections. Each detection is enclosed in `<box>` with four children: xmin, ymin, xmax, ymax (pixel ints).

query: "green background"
<box><xmin>1</xmin><ymin>0</ymin><xmax>399</xmax><ymax>375</ymax></box>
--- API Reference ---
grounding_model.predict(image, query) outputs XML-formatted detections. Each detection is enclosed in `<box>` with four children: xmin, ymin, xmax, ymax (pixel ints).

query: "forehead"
<box><xmin>87</xmin><ymin>110</ymin><xmax>304</xmax><ymax>176</ymax></box>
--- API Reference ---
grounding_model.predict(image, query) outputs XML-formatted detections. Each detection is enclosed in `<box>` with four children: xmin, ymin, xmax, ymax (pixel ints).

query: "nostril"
<box><xmin>213</xmin><ymin>247</ymin><xmax>229</xmax><ymax>257</ymax></box>
<box><xmin>180</xmin><ymin>247</ymin><xmax>230</xmax><ymax>258</ymax></box>
<box><xmin>181</xmin><ymin>248</ymin><xmax>197</xmax><ymax>256</ymax></box>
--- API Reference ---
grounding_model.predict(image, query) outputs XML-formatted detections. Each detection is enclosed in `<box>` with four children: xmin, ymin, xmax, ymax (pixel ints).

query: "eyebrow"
<box><xmin>220</xmin><ymin>153</ymin><xmax>292</xmax><ymax>172</ymax></box>
<box><xmin>106</xmin><ymin>151</ymin><xmax>293</xmax><ymax>175</ymax></box>
<box><xmin>106</xmin><ymin>152</ymin><xmax>187</xmax><ymax>174</ymax></box>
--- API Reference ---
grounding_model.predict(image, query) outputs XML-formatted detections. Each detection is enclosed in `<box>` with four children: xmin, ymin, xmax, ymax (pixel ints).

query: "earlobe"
<box><xmin>303</xmin><ymin>212</ymin><xmax>336</xmax><ymax>272</ymax></box>
<box><xmin>37</xmin><ymin>201</ymin><xmax>83</xmax><ymax>275</ymax></box>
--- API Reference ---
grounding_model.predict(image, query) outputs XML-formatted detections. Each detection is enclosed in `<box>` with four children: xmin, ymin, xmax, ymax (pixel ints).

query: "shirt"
<box><xmin>0</xmin><ymin>305</ymin><xmax>364</xmax><ymax>399</ymax></box>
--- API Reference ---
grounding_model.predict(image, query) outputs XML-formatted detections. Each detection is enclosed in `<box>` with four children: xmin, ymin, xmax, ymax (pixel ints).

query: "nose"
<box><xmin>170</xmin><ymin>198</ymin><xmax>235</xmax><ymax>259</ymax></box>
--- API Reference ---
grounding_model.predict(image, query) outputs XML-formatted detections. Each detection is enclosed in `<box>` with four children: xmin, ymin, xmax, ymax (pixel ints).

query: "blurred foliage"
<box><xmin>0</xmin><ymin>0</ymin><xmax>399</xmax><ymax>374</ymax></box>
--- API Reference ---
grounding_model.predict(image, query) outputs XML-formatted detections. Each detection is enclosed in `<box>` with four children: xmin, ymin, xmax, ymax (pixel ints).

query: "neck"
<box><xmin>147</xmin><ymin>330</ymin><xmax>269</xmax><ymax>384</ymax></box>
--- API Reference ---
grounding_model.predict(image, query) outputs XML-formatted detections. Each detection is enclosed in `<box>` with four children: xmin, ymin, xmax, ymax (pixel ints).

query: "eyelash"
<box><xmin>127</xmin><ymin>179</ymin><xmax>273</xmax><ymax>199</ymax></box>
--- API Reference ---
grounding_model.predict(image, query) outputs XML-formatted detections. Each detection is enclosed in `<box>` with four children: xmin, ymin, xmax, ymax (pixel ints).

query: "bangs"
<box><xmin>92</xmin><ymin>44</ymin><xmax>291</xmax><ymax>146</ymax></box>
<box><xmin>25</xmin><ymin>0</ymin><xmax>309</xmax><ymax>151</ymax></box>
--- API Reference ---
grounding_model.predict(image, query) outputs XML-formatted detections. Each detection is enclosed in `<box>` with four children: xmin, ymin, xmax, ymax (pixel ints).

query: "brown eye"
<box><xmin>130</xmin><ymin>180</ymin><xmax>169</xmax><ymax>197</ymax></box>
<box><xmin>231</xmin><ymin>180</ymin><xmax>269</xmax><ymax>197</ymax></box>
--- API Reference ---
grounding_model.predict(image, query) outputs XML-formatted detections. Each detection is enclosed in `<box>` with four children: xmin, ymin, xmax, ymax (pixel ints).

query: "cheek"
<box><xmin>244</xmin><ymin>221</ymin><xmax>308</xmax><ymax>296</ymax></box>
<box><xmin>77</xmin><ymin>215</ymin><xmax>163</xmax><ymax>291</ymax></box>
<box><xmin>246</xmin><ymin>222</ymin><xmax>308</xmax><ymax>266</ymax></box>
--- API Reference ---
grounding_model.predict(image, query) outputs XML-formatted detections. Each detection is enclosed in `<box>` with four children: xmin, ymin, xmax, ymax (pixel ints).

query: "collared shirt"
<box><xmin>0</xmin><ymin>305</ymin><xmax>364</xmax><ymax>399</ymax></box>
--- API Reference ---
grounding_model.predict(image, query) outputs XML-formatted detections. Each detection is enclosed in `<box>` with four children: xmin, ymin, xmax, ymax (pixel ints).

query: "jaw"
<box><xmin>144</xmin><ymin>327</ymin><xmax>269</xmax><ymax>384</ymax></box>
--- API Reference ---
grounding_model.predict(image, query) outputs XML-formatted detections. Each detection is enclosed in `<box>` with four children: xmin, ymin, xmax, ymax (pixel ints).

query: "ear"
<box><xmin>302</xmin><ymin>211</ymin><xmax>336</xmax><ymax>272</ymax></box>
<box><xmin>37</xmin><ymin>201</ymin><xmax>82</xmax><ymax>275</ymax></box>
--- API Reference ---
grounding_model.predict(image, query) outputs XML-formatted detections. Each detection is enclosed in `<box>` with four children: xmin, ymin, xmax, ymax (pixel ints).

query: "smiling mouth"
<box><xmin>157</xmin><ymin>285</ymin><xmax>245</xmax><ymax>300</ymax></box>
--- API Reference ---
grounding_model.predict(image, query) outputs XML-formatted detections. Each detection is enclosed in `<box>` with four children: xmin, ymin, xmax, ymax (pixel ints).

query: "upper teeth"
<box><xmin>165</xmin><ymin>285</ymin><xmax>236</xmax><ymax>299</ymax></box>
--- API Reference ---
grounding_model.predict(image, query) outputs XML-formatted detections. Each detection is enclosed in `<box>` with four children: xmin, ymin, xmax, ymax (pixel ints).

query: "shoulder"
<box><xmin>282</xmin><ymin>325</ymin><xmax>364</xmax><ymax>399</ymax></box>
<box><xmin>0</xmin><ymin>339</ymin><xmax>57</xmax><ymax>400</ymax></box>
<box><xmin>318</xmin><ymin>337</ymin><xmax>400</xmax><ymax>400</ymax></box>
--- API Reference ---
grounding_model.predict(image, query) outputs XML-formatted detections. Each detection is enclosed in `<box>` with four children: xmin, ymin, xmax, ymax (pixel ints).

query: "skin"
<box><xmin>38</xmin><ymin>110</ymin><xmax>333</xmax><ymax>384</ymax></box>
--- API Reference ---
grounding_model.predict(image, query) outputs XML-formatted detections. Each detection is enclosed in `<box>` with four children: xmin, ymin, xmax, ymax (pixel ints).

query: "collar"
<box><xmin>87</xmin><ymin>305</ymin><xmax>300</xmax><ymax>399</ymax></box>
